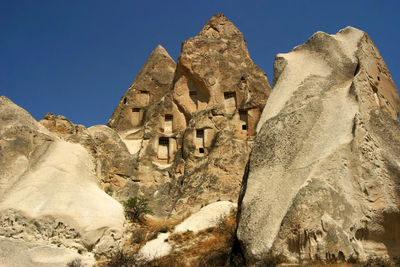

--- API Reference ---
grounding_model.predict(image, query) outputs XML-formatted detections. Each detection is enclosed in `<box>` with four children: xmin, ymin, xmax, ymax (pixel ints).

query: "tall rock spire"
<box><xmin>106</xmin><ymin>14</ymin><xmax>272</xmax><ymax>218</ymax></box>
<box><xmin>108</xmin><ymin>45</ymin><xmax>176</xmax><ymax>131</ymax></box>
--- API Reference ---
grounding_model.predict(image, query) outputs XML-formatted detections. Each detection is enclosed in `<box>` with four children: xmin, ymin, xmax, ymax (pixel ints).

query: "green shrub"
<box><xmin>124</xmin><ymin>196</ymin><xmax>153</xmax><ymax>222</ymax></box>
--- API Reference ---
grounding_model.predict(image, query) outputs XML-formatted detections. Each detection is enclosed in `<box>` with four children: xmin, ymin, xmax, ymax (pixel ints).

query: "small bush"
<box><xmin>107</xmin><ymin>250</ymin><xmax>135</xmax><ymax>267</ymax></box>
<box><xmin>260</xmin><ymin>251</ymin><xmax>287</xmax><ymax>267</ymax></box>
<box><xmin>124</xmin><ymin>196</ymin><xmax>153</xmax><ymax>222</ymax></box>
<box><xmin>66</xmin><ymin>258</ymin><xmax>83</xmax><ymax>267</ymax></box>
<box><xmin>358</xmin><ymin>256</ymin><xmax>394</xmax><ymax>267</ymax></box>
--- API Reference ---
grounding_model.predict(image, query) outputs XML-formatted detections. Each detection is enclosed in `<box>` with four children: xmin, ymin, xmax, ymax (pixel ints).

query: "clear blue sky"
<box><xmin>1</xmin><ymin>0</ymin><xmax>399</xmax><ymax>126</ymax></box>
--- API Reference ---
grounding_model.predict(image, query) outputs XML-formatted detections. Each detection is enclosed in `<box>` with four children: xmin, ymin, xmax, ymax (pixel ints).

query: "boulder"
<box><xmin>0</xmin><ymin>96</ymin><xmax>125</xmax><ymax>264</ymax></box>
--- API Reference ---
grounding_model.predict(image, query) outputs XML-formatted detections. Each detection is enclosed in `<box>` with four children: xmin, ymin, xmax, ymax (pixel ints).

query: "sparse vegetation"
<box><xmin>107</xmin><ymin>250</ymin><xmax>136</xmax><ymax>267</ymax></box>
<box><xmin>259</xmin><ymin>251</ymin><xmax>287</xmax><ymax>267</ymax></box>
<box><xmin>357</xmin><ymin>256</ymin><xmax>396</xmax><ymax>267</ymax></box>
<box><xmin>303</xmin><ymin>256</ymin><xmax>400</xmax><ymax>267</ymax></box>
<box><xmin>66</xmin><ymin>258</ymin><xmax>83</xmax><ymax>267</ymax></box>
<box><xmin>144</xmin><ymin>210</ymin><xmax>238</xmax><ymax>267</ymax></box>
<box><xmin>124</xmin><ymin>197</ymin><xmax>153</xmax><ymax>222</ymax></box>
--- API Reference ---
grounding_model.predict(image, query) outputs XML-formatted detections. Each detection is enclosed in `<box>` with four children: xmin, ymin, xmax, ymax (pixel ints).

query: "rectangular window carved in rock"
<box><xmin>164</xmin><ymin>114</ymin><xmax>173</xmax><ymax>134</ymax></box>
<box><xmin>196</xmin><ymin>129</ymin><xmax>205</xmax><ymax>154</ymax></box>
<box><xmin>139</xmin><ymin>90</ymin><xmax>150</xmax><ymax>105</ymax></box>
<box><xmin>131</xmin><ymin>108</ymin><xmax>141</xmax><ymax>126</ymax></box>
<box><xmin>224</xmin><ymin>92</ymin><xmax>236</xmax><ymax>112</ymax></box>
<box><xmin>158</xmin><ymin>137</ymin><xmax>169</xmax><ymax>162</ymax></box>
<box><xmin>239</xmin><ymin>110</ymin><xmax>248</xmax><ymax>131</ymax></box>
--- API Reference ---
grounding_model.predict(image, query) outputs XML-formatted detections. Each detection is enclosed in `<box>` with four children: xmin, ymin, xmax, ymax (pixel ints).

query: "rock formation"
<box><xmin>0</xmin><ymin>96</ymin><xmax>125</xmax><ymax>266</ymax></box>
<box><xmin>1</xmin><ymin>12</ymin><xmax>399</xmax><ymax>267</ymax></box>
<box><xmin>107</xmin><ymin>13</ymin><xmax>271</xmax><ymax>218</ymax></box>
<box><xmin>237</xmin><ymin>27</ymin><xmax>400</xmax><ymax>264</ymax></box>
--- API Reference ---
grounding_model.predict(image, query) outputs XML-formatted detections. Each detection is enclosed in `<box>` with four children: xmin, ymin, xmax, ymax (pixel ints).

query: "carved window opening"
<box><xmin>158</xmin><ymin>137</ymin><xmax>169</xmax><ymax>162</ymax></box>
<box><xmin>196</xmin><ymin>129</ymin><xmax>204</xmax><ymax>138</ymax></box>
<box><xmin>131</xmin><ymin>108</ymin><xmax>142</xmax><ymax>126</ymax></box>
<box><xmin>123</xmin><ymin>97</ymin><xmax>127</xmax><ymax>104</ymax></box>
<box><xmin>164</xmin><ymin>114</ymin><xmax>173</xmax><ymax>133</ymax></box>
<box><xmin>239</xmin><ymin>110</ymin><xmax>248</xmax><ymax>132</ymax></box>
<box><xmin>224</xmin><ymin>92</ymin><xmax>236</xmax><ymax>111</ymax></box>
<box><xmin>139</xmin><ymin>90</ymin><xmax>150</xmax><ymax>105</ymax></box>
<box><xmin>196</xmin><ymin>129</ymin><xmax>205</xmax><ymax>155</ymax></box>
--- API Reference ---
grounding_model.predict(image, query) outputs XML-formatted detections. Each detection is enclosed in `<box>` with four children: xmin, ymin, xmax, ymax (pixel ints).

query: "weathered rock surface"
<box><xmin>237</xmin><ymin>27</ymin><xmax>400</xmax><ymax>264</ymax></box>
<box><xmin>108</xmin><ymin>13</ymin><xmax>271</xmax><ymax>218</ymax></box>
<box><xmin>0</xmin><ymin>96</ymin><xmax>125</xmax><ymax>265</ymax></box>
<box><xmin>40</xmin><ymin>113</ymin><xmax>137</xmax><ymax>197</ymax></box>
<box><xmin>108</xmin><ymin>45</ymin><xmax>177</xmax><ymax>132</ymax></box>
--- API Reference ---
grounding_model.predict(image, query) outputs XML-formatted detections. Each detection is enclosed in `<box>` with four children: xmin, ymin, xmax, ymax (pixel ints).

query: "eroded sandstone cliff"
<box><xmin>1</xmin><ymin>13</ymin><xmax>399</xmax><ymax>267</ymax></box>
<box><xmin>107</xmin><ymin>13</ymin><xmax>271</xmax><ymax>218</ymax></box>
<box><xmin>237</xmin><ymin>26</ymin><xmax>400</xmax><ymax>264</ymax></box>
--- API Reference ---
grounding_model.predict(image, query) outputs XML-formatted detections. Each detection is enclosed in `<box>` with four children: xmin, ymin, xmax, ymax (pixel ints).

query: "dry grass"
<box><xmin>304</xmin><ymin>263</ymin><xmax>356</xmax><ymax>267</ymax></box>
<box><xmin>145</xmin><ymin>210</ymin><xmax>237</xmax><ymax>267</ymax></box>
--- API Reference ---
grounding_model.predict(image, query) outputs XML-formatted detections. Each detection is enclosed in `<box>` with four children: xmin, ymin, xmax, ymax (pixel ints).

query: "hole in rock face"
<box><xmin>164</xmin><ymin>114</ymin><xmax>173</xmax><ymax>133</ymax></box>
<box><xmin>377</xmin><ymin>76</ymin><xmax>381</xmax><ymax>81</ymax></box>
<box><xmin>224</xmin><ymin>91</ymin><xmax>236</xmax><ymax>100</ymax></box>
<box><xmin>131</xmin><ymin>108</ymin><xmax>142</xmax><ymax>126</ymax></box>
<box><xmin>196</xmin><ymin>129</ymin><xmax>205</xmax><ymax>155</ymax></box>
<box><xmin>224</xmin><ymin>92</ymin><xmax>237</xmax><ymax>112</ymax></box>
<box><xmin>196</xmin><ymin>129</ymin><xmax>204</xmax><ymax>138</ymax></box>
<box><xmin>139</xmin><ymin>90</ymin><xmax>150</xmax><ymax>105</ymax></box>
<box><xmin>158</xmin><ymin>137</ymin><xmax>170</xmax><ymax>162</ymax></box>
<box><xmin>338</xmin><ymin>251</ymin><xmax>345</xmax><ymax>261</ymax></box>
<box><xmin>242</xmin><ymin>125</ymin><xmax>247</xmax><ymax>130</ymax></box>
<box><xmin>123</xmin><ymin>97</ymin><xmax>127</xmax><ymax>104</ymax></box>
<box><xmin>354</xmin><ymin>61</ymin><xmax>360</xmax><ymax>76</ymax></box>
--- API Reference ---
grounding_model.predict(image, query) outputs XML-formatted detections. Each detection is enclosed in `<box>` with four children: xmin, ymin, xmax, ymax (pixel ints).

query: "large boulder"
<box><xmin>0</xmin><ymin>96</ymin><xmax>125</xmax><ymax>265</ymax></box>
<box><xmin>237</xmin><ymin>27</ymin><xmax>400</xmax><ymax>264</ymax></box>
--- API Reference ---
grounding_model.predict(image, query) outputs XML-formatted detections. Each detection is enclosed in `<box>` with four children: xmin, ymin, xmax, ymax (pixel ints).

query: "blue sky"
<box><xmin>1</xmin><ymin>0</ymin><xmax>399</xmax><ymax>126</ymax></box>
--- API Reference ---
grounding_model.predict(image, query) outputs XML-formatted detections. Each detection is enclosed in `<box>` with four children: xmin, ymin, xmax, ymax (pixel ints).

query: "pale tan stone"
<box><xmin>237</xmin><ymin>26</ymin><xmax>400</xmax><ymax>264</ymax></box>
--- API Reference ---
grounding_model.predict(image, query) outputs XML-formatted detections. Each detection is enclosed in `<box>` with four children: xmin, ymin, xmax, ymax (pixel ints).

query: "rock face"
<box><xmin>237</xmin><ymin>27</ymin><xmax>400</xmax><ymax>263</ymax></box>
<box><xmin>0</xmin><ymin>96</ymin><xmax>125</xmax><ymax>265</ymax></box>
<box><xmin>107</xmin><ymin>13</ymin><xmax>271</xmax><ymax>217</ymax></box>
<box><xmin>108</xmin><ymin>45</ymin><xmax>177</xmax><ymax>133</ymax></box>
